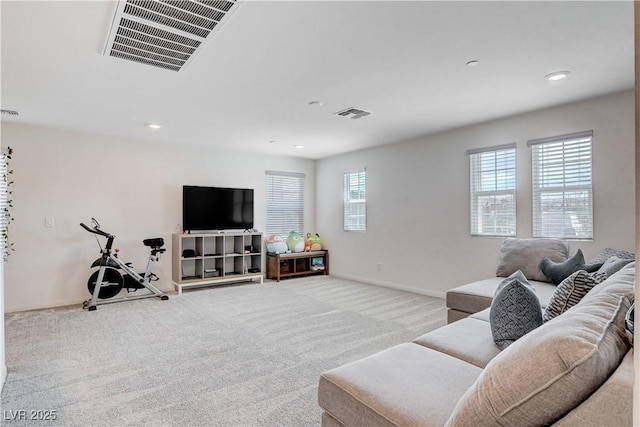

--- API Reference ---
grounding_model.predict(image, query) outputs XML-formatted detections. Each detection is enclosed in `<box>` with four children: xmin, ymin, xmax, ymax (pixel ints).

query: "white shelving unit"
<box><xmin>172</xmin><ymin>232</ymin><xmax>263</xmax><ymax>295</ymax></box>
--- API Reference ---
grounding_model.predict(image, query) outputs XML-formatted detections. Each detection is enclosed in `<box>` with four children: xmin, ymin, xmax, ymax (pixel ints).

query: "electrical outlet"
<box><xmin>45</xmin><ymin>217</ymin><xmax>55</xmax><ymax>228</ymax></box>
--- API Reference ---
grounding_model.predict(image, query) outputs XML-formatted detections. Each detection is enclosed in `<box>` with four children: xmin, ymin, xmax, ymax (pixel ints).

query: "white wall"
<box><xmin>2</xmin><ymin>124</ymin><xmax>316</xmax><ymax>312</ymax></box>
<box><xmin>317</xmin><ymin>90</ymin><xmax>635</xmax><ymax>298</ymax></box>
<box><xmin>2</xmin><ymin>90</ymin><xmax>635</xmax><ymax>311</ymax></box>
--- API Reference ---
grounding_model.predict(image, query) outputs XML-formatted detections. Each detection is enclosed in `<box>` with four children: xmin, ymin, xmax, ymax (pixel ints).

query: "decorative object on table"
<box><xmin>265</xmin><ymin>234</ymin><xmax>288</xmax><ymax>254</ymax></box>
<box><xmin>311</xmin><ymin>257</ymin><xmax>325</xmax><ymax>271</ymax></box>
<box><xmin>182</xmin><ymin>249</ymin><xmax>196</xmax><ymax>258</ymax></box>
<box><xmin>304</xmin><ymin>233</ymin><xmax>323</xmax><ymax>251</ymax></box>
<box><xmin>287</xmin><ymin>231</ymin><xmax>305</xmax><ymax>253</ymax></box>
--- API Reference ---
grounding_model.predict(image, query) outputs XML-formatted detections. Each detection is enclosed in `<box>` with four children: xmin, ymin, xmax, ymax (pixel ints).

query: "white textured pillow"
<box><xmin>496</xmin><ymin>238</ymin><xmax>568</xmax><ymax>282</ymax></box>
<box><xmin>446</xmin><ymin>288</ymin><xmax>631</xmax><ymax>426</ymax></box>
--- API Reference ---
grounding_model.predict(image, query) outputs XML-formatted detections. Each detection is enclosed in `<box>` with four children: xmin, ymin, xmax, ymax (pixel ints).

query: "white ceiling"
<box><xmin>0</xmin><ymin>1</ymin><xmax>634</xmax><ymax>160</ymax></box>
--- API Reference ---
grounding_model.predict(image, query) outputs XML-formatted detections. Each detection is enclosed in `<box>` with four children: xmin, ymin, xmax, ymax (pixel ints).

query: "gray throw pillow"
<box><xmin>589</xmin><ymin>248</ymin><xmax>634</xmax><ymax>264</ymax></box>
<box><xmin>490</xmin><ymin>270</ymin><xmax>543</xmax><ymax>350</ymax></box>
<box><xmin>542</xmin><ymin>270</ymin><xmax>607</xmax><ymax>322</ymax></box>
<box><xmin>598</xmin><ymin>256</ymin><xmax>634</xmax><ymax>277</ymax></box>
<box><xmin>540</xmin><ymin>249</ymin><xmax>603</xmax><ymax>285</ymax></box>
<box><xmin>496</xmin><ymin>238</ymin><xmax>568</xmax><ymax>282</ymax></box>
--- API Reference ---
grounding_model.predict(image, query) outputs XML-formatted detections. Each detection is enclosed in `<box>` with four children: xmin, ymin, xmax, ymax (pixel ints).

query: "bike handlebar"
<box><xmin>80</xmin><ymin>222</ymin><xmax>112</xmax><ymax>238</ymax></box>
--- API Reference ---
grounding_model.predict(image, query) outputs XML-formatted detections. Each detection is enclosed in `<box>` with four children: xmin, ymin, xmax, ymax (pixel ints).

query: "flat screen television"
<box><xmin>183</xmin><ymin>186</ymin><xmax>254</xmax><ymax>232</ymax></box>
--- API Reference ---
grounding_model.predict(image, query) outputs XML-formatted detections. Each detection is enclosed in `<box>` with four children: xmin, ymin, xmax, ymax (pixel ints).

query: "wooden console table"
<box><xmin>267</xmin><ymin>250</ymin><xmax>329</xmax><ymax>282</ymax></box>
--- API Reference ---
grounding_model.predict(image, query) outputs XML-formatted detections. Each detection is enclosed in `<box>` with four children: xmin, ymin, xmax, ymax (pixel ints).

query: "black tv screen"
<box><xmin>183</xmin><ymin>186</ymin><xmax>254</xmax><ymax>231</ymax></box>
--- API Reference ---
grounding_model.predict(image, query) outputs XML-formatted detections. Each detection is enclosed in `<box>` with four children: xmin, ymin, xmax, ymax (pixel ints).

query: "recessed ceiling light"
<box><xmin>147</xmin><ymin>123</ymin><xmax>162</xmax><ymax>129</ymax></box>
<box><xmin>544</xmin><ymin>71</ymin><xmax>570</xmax><ymax>81</ymax></box>
<box><xmin>269</xmin><ymin>140</ymin><xmax>276</xmax><ymax>144</ymax></box>
<box><xmin>466</xmin><ymin>60</ymin><xmax>479</xmax><ymax>67</ymax></box>
<box><xmin>308</xmin><ymin>101</ymin><xmax>323</xmax><ymax>107</ymax></box>
<box><xmin>294</xmin><ymin>145</ymin><xmax>304</xmax><ymax>149</ymax></box>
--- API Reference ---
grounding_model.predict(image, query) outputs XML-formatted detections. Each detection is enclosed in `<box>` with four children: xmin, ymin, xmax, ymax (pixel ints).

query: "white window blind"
<box><xmin>468</xmin><ymin>144</ymin><xmax>516</xmax><ymax>236</ymax></box>
<box><xmin>528</xmin><ymin>131</ymin><xmax>593</xmax><ymax>239</ymax></box>
<box><xmin>266</xmin><ymin>171</ymin><xmax>304</xmax><ymax>239</ymax></box>
<box><xmin>344</xmin><ymin>170</ymin><xmax>366</xmax><ymax>232</ymax></box>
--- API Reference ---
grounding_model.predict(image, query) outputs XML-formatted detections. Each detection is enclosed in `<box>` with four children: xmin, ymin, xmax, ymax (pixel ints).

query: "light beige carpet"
<box><xmin>2</xmin><ymin>276</ymin><xmax>446</xmax><ymax>426</ymax></box>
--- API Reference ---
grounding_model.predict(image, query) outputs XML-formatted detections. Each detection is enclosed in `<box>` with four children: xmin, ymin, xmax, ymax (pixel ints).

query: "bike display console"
<box><xmin>172</xmin><ymin>232</ymin><xmax>263</xmax><ymax>295</ymax></box>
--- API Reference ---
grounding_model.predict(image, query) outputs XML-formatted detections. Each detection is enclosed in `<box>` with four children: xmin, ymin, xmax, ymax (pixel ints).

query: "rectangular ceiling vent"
<box><xmin>0</xmin><ymin>110</ymin><xmax>19</xmax><ymax>116</ymax></box>
<box><xmin>334</xmin><ymin>107</ymin><xmax>373</xmax><ymax>120</ymax></box>
<box><xmin>104</xmin><ymin>0</ymin><xmax>240</xmax><ymax>72</ymax></box>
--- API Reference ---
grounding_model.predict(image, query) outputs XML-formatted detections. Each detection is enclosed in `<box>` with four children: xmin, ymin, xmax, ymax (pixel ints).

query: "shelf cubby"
<box><xmin>172</xmin><ymin>232</ymin><xmax>263</xmax><ymax>294</ymax></box>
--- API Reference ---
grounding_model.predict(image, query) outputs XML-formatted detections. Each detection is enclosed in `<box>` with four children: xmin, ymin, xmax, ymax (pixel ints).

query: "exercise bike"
<box><xmin>80</xmin><ymin>218</ymin><xmax>169</xmax><ymax>311</ymax></box>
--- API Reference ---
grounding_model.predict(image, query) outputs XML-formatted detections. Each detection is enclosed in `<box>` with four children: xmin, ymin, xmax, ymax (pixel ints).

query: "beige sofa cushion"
<box><xmin>447</xmin><ymin>308</ymin><xmax>471</xmax><ymax>323</ymax></box>
<box><xmin>318</xmin><ymin>343</ymin><xmax>482</xmax><ymax>427</ymax></box>
<box><xmin>446</xmin><ymin>277</ymin><xmax>556</xmax><ymax>316</ymax></box>
<box><xmin>553</xmin><ymin>349</ymin><xmax>634</xmax><ymax>427</ymax></box>
<box><xmin>413</xmin><ymin>317</ymin><xmax>500</xmax><ymax>368</ymax></box>
<box><xmin>470</xmin><ymin>308</ymin><xmax>490</xmax><ymax>322</ymax></box>
<box><xmin>445</xmin><ymin>285</ymin><xmax>632</xmax><ymax>426</ymax></box>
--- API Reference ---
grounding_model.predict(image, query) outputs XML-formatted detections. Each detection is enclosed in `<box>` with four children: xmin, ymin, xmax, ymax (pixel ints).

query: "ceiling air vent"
<box><xmin>0</xmin><ymin>110</ymin><xmax>19</xmax><ymax>116</ymax></box>
<box><xmin>104</xmin><ymin>0</ymin><xmax>241</xmax><ymax>72</ymax></box>
<box><xmin>334</xmin><ymin>107</ymin><xmax>372</xmax><ymax>120</ymax></box>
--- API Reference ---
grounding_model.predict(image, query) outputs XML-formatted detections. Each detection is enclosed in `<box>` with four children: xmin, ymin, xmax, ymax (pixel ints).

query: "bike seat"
<box><xmin>143</xmin><ymin>238</ymin><xmax>164</xmax><ymax>248</ymax></box>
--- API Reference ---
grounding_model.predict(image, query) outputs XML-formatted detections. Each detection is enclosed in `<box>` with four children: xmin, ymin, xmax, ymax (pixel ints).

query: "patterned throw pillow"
<box><xmin>490</xmin><ymin>270</ymin><xmax>543</xmax><ymax>350</ymax></box>
<box><xmin>543</xmin><ymin>270</ymin><xmax>607</xmax><ymax>322</ymax></box>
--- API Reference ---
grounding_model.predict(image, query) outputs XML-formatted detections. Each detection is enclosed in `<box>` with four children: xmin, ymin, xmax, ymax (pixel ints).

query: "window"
<box><xmin>468</xmin><ymin>144</ymin><xmax>516</xmax><ymax>236</ymax></box>
<box><xmin>266</xmin><ymin>171</ymin><xmax>304</xmax><ymax>238</ymax></box>
<box><xmin>344</xmin><ymin>170</ymin><xmax>366</xmax><ymax>232</ymax></box>
<box><xmin>528</xmin><ymin>131</ymin><xmax>593</xmax><ymax>239</ymax></box>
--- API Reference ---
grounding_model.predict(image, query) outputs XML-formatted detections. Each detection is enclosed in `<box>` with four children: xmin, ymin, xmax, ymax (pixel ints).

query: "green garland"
<box><xmin>2</xmin><ymin>146</ymin><xmax>14</xmax><ymax>261</ymax></box>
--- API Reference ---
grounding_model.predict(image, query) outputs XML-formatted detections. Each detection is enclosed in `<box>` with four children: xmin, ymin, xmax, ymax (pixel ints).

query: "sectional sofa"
<box><xmin>318</xmin><ymin>241</ymin><xmax>635</xmax><ymax>426</ymax></box>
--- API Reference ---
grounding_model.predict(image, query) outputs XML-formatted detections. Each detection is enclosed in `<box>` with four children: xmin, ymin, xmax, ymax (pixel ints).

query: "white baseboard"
<box><xmin>4</xmin><ymin>298</ymin><xmax>86</xmax><ymax>313</ymax></box>
<box><xmin>4</xmin><ymin>285</ymin><xmax>175</xmax><ymax>313</ymax></box>
<box><xmin>330</xmin><ymin>272</ymin><xmax>446</xmax><ymax>299</ymax></box>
